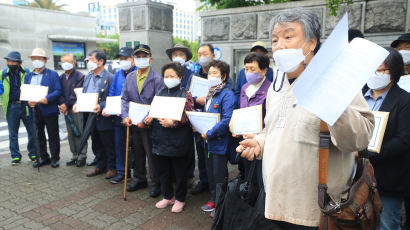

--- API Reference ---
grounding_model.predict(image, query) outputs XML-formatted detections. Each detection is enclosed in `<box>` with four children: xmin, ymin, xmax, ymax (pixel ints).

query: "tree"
<box><xmin>198</xmin><ymin>0</ymin><xmax>353</xmax><ymax>16</ymax></box>
<box><xmin>96</xmin><ymin>34</ymin><xmax>119</xmax><ymax>60</ymax></box>
<box><xmin>173</xmin><ymin>37</ymin><xmax>199</xmax><ymax>62</ymax></box>
<box><xmin>26</xmin><ymin>0</ymin><xmax>67</xmax><ymax>10</ymax></box>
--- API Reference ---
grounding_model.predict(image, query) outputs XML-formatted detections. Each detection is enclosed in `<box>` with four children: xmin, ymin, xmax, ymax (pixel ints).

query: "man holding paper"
<box><xmin>237</xmin><ymin>9</ymin><xmax>375</xmax><ymax>228</ymax></box>
<box><xmin>102</xmin><ymin>47</ymin><xmax>137</xmax><ymax>184</ymax></box>
<box><xmin>73</xmin><ymin>50</ymin><xmax>115</xmax><ymax>179</ymax></box>
<box><xmin>58</xmin><ymin>53</ymin><xmax>87</xmax><ymax>167</ymax></box>
<box><xmin>121</xmin><ymin>44</ymin><xmax>164</xmax><ymax>197</ymax></box>
<box><xmin>25</xmin><ymin>48</ymin><xmax>62</xmax><ymax>168</ymax></box>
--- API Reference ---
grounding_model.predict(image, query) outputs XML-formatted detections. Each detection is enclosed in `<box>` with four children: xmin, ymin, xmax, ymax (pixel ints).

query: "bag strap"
<box><xmin>319</xmin><ymin>120</ymin><xmax>330</xmax><ymax>185</ymax></box>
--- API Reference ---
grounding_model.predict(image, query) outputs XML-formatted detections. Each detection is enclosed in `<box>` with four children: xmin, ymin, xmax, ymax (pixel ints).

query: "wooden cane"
<box><xmin>123</xmin><ymin>126</ymin><xmax>130</xmax><ymax>201</ymax></box>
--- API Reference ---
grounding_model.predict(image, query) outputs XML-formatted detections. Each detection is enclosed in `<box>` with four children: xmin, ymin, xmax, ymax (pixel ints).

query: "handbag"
<box><xmin>211</xmin><ymin>156</ymin><xmax>281</xmax><ymax>230</ymax></box>
<box><xmin>318</xmin><ymin>121</ymin><xmax>383</xmax><ymax>230</ymax></box>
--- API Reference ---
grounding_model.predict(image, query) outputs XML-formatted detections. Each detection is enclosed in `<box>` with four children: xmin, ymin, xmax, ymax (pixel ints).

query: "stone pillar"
<box><xmin>118</xmin><ymin>0</ymin><xmax>173</xmax><ymax>73</ymax></box>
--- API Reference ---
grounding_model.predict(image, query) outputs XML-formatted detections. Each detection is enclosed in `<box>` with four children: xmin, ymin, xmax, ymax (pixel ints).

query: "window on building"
<box><xmin>126</xmin><ymin>41</ymin><xmax>132</xmax><ymax>48</ymax></box>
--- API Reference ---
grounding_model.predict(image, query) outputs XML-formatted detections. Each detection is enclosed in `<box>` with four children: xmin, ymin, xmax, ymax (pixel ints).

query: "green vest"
<box><xmin>0</xmin><ymin>67</ymin><xmax>30</xmax><ymax>117</ymax></box>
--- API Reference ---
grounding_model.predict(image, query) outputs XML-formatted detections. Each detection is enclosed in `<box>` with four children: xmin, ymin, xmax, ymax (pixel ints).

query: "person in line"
<box><xmin>102</xmin><ymin>47</ymin><xmax>137</xmax><ymax>184</ymax></box>
<box><xmin>361</xmin><ymin>48</ymin><xmax>410</xmax><ymax>230</ymax></box>
<box><xmin>165</xmin><ymin>44</ymin><xmax>193</xmax><ymax>89</ymax></box>
<box><xmin>121</xmin><ymin>44</ymin><xmax>164</xmax><ymax>198</ymax></box>
<box><xmin>144</xmin><ymin>62</ymin><xmax>194</xmax><ymax>213</ymax></box>
<box><xmin>58</xmin><ymin>53</ymin><xmax>87</xmax><ymax>167</ymax></box>
<box><xmin>25</xmin><ymin>48</ymin><xmax>62</xmax><ymax>168</ymax></box>
<box><xmin>391</xmin><ymin>33</ymin><xmax>410</xmax><ymax>75</ymax></box>
<box><xmin>198</xmin><ymin>60</ymin><xmax>236</xmax><ymax>218</ymax></box>
<box><xmin>1</xmin><ymin>51</ymin><xmax>36</xmax><ymax>165</ymax></box>
<box><xmin>234</xmin><ymin>52</ymin><xmax>272</xmax><ymax>189</ymax></box>
<box><xmin>73</xmin><ymin>50</ymin><xmax>115</xmax><ymax>179</ymax></box>
<box><xmin>237</xmin><ymin>8</ymin><xmax>374</xmax><ymax>228</ymax></box>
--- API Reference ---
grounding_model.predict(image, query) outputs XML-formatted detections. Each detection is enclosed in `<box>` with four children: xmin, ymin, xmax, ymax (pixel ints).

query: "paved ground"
<box><xmin>0</xmin><ymin>141</ymin><xmax>220</xmax><ymax>230</ymax></box>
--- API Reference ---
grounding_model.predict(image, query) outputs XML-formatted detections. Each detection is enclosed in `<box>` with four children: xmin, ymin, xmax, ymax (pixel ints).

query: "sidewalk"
<box><xmin>0</xmin><ymin>142</ymin><xmax>216</xmax><ymax>230</ymax></box>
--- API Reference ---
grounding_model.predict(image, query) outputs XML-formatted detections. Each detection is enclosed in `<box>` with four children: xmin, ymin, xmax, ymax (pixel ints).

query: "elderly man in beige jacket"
<box><xmin>237</xmin><ymin>8</ymin><xmax>374</xmax><ymax>229</ymax></box>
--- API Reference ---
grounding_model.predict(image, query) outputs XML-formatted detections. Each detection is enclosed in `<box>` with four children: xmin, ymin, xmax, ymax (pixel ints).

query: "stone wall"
<box><xmin>118</xmin><ymin>0</ymin><xmax>173</xmax><ymax>72</ymax></box>
<box><xmin>199</xmin><ymin>0</ymin><xmax>410</xmax><ymax>79</ymax></box>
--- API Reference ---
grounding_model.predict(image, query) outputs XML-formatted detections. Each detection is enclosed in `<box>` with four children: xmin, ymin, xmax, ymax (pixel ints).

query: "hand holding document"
<box><xmin>186</xmin><ymin>111</ymin><xmax>220</xmax><ymax>134</ymax></box>
<box><xmin>20</xmin><ymin>84</ymin><xmax>48</xmax><ymax>102</ymax></box>
<box><xmin>76</xmin><ymin>93</ymin><xmax>98</xmax><ymax>112</ymax></box>
<box><xmin>293</xmin><ymin>14</ymin><xmax>389</xmax><ymax>125</ymax></box>
<box><xmin>368</xmin><ymin>111</ymin><xmax>389</xmax><ymax>153</ymax></box>
<box><xmin>189</xmin><ymin>76</ymin><xmax>210</xmax><ymax>98</ymax></box>
<box><xmin>149</xmin><ymin>96</ymin><xmax>186</xmax><ymax>121</ymax></box>
<box><xmin>105</xmin><ymin>96</ymin><xmax>121</xmax><ymax>115</ymax></box>
<box><xmin>231</xmin><ymin>105</ymin><xmax>263</xmax><ymax>135</ymax></box>
<box><xmin>129</xmin><ymin>102</ymin><xmax>150</xmax><ymax>125</ymax></box>
<box><xmin>398</xmin><ymin>75</ymin><xmax>410</xmax><ymax>92</ymax></box>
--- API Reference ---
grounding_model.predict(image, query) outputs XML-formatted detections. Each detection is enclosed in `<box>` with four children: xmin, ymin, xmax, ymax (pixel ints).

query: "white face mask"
<box><xmin>172</xmin><ymin>57</ymin><xmax>186</xmax><ymax>65</ymax></box>
<box><xmin>198</xmin><ymin>56</ymin><xmax>212</xmax><ymax>68</ymax></box>
<box><xmin>61</xmin><ymin>62</ymin><xmax>73</xmax><ymax>71</ymax></box>
<box><xmin>120</xmin><ymin>60</ymin><xmax>132</xmax><ymax>71</ymax></box>
<box><xmin>87</xmin><ymin>61</ymin><xmax>98</xmax><ymax>71</ymax></box>
<box><xmin>135</xmin><ymin>57</ymin><xmax>150</xmax><ymax>69</ymax></box>
<box><xmin>399</xmin><ymin>50</ymin><xmax>410</xmax><ymax>65</ymax></box>
<box><xmin>272</xmin><ymin>47</ymin><xmax>308</xmax><ymax>73</ymax></box>
<box><xmin>367</xmin><ymin>72</ymin><xmax>392</xmax><ymax>90</ymax></box>
<box><xmin>208</xmin><ymin>76</ymin><xmax>223</xmax><ymax>87</ymax></box>
<box><xmin>164</xmin><ymin>78</ymin><xmax>181</xmax><ymax>88</ymax></box>
<box><xmin>32</xmin><ymin>60</ymin><xmax>45</xmax><ymax>69</ymax></box>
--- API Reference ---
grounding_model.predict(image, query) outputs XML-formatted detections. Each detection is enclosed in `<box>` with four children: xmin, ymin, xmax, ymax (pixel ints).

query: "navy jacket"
<box><xmin>82</xmin><ymin>69</ymin><xmax>114</xmax><ymax>131</ymax></box>
<box><xmin>25</xmin><ymin>68</ymin><xmax>62</xmax><ymax>117</ymax></box>
<box><xmin>204</xmin><ymin>85</ymin><xmax>236</xmax><ymax>155</ymax></box>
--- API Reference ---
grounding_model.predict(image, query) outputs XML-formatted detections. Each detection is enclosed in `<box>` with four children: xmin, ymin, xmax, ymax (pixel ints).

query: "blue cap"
<box><xmin>118</xmin><ymin>47</ymin><xmax>134</xmax><ymax>58</ymax></box>
<box><xmin>4</xmin><ymin>51</ymin><xmax>22</xmax><ymax>62</ymax></box>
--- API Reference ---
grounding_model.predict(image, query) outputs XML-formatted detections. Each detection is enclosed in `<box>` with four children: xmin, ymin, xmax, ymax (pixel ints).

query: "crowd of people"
<box><xmin>0</xmin><ymin>7</ymin><xmax>410</xmax><ymax>230</ymax></box>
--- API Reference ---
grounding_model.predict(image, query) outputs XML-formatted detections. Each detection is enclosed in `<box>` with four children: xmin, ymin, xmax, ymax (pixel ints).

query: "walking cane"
<box><xmin>123</xmin><ymin>126</ymin><xmax>130</xmax><ymax>201</ymax></box>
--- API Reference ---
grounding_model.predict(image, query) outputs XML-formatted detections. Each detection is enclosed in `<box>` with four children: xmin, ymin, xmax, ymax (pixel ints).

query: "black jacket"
<box><xmin>59</xmin><ymin>69</ymin><xmax>85</xmax><ymax>109</ymax></box>
<box><xmin>151</xmin><ymin>85</ymin><xmax>194</xmax><ymax>157</ymax></box>
<box><xmin>362</xmin><ymin>84</ymin><xmax>410</xmax><ymax>197</ymax></box>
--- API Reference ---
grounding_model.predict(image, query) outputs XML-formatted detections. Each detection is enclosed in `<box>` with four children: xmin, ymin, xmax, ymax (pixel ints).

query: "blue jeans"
<box><xmin>380</xmin><ymin>195</ymin><xmax>403</xmax><ymax>230</ymax></box>
<box><xmin>6</xmin><ymin>103</ymin><xmax>35</xmax><ymax>159</ymax></box>
<box><xmin>114</xmin><ymin>122</ymin><xmax>126</xmax><ymax>176</ymax></box>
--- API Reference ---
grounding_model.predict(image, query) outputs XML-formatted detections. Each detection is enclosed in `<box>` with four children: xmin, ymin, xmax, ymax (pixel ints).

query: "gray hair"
<box><xmin>269</xmin><ymin>8</ymin><xmax>322</xmax><ymax>53</ymax></box>
<box><xmin>61</xmin><ymin>53</ymin><xmax>77</xmax><ymax>63</ymax></box>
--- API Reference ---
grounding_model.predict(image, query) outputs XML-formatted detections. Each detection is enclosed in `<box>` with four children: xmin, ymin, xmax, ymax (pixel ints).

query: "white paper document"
<box><xmin>293</xmin><ymin>14</ymin><xmax>389</xmax><ymax>126</ymax></box>
<box><xmin>231</xmin><ymin>105</ymin><xmax>263</xmax><ymax>135</ymax></box>
<box><xmin>20</xmin><ymin>84</ymin><xmax>49</xmax><ymax>102</ymax></box>
<box><xmin>189</xmin><ymin>76</ymin><xmax>210</xmax><ymax>98</ymax></box>
<box><xmin>129</xmin><ymin>102</ymin><xmax>150</xmax><ymax>125</ymax></box>
<box><xmin>105</xmin><ymin>96</ymin><xmax>122</xmax><ymax>115</ymax></box>
<box><xmin>74</xmin><ymin>88</ymin><xmax>83</xmax><ymax>97</ymax></box>
<box><xmin>186</xmin><ymin>111</ymin><xmax>220</xmax><ymax>135</ymax></box>
<box><xmin>368</xmin><ymin>111</ymin><xmax>389</xmax><ymax>153</ymax></box>
<box><xmin>76</xmin><ymin>93</ymin><xmax>98</xmax><ymax>112</ymax></box>
<box><xmin>149</xmin><ymin>96</ymin><xmax>186</xmax><ymax>121</ymax></box>
<box><xmin>398</xmin><ymin>75</ymin><xmax>410</xmax><ymax>93</ymax></box>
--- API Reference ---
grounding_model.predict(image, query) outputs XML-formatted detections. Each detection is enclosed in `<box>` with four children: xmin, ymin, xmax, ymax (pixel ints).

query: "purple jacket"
<box><xmin>240</xmin><ymin>78</ymin><xmax>271</xmax><ymax>120</ymax></box>
<box><xmin>121</xmin><ymin>68</ymin><xmax>164</xmax><ymax>119</ymax></box>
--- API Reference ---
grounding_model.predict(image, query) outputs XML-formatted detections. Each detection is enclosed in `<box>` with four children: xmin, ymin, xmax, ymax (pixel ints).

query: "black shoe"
<box><xmin>76</xmin><ymin>159</ymin><xmax>86</xmax><ymax>167</ymax></box>
<box><xmin>110</xmin><ymin>174</ymin><xmax>124</xmax><ymax>184</ymax></box>
<box><xmin>51</xmin><ymin>160</ymin><xmax>60</xmax><ymax>168</ymax></box>
<box><xmin>33</xmin><ymin>158</ymin><xmax>51</xmax><ymax>168</ymax></box>
<box><xmin>191</xmin><ymin>181</ymin><xmax>209</xmax><ymax>195</ymax></box>
<box><xmin>66</xmin><ymin>159</ymin><xmax>77</xmax><ymax>166</ymax></box>
<box><xmin>149</xmin><ymin>185</ymin><xmax>161</xmax><ymax>198</ymax></box>
<box><xmin>11</xmin><ymin>158</ymin><xmax>21</xmax><ymax>166</ymax></box>
<box><xmin>87</xmin><ymin>158</ymin><xmax>97</xmax><ymax>166</ymax></box>
<box><xmin>126</xmin><ymin>180</ymin><xmax>148</xmax><ymax>192</ymax></box>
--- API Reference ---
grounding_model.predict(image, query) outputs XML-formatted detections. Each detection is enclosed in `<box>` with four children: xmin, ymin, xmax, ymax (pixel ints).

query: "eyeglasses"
<box><xmin>375</xmin><ymin>69</ymin><xmax>390</xmax><ymax>76</ymax></box>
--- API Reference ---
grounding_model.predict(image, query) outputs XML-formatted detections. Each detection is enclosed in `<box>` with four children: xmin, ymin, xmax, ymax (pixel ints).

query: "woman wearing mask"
<box><xmin>361</xmin><ymin>47</ymin><xmax>410</xmax><ymax>230</ymax></box>
<box><xmin>198</xmin><ymin>60</ymin><xmax>236</xmax><ymax>218</ymax></box>
<box><xmin>235</xmin><ymin>52</ymin><xmax>272</xmax><ymax>189</ymax></box>
<box><xmin>144</xmin><ymin>62</ymin><xmax>194</xmax><ymax>213</ymax></box>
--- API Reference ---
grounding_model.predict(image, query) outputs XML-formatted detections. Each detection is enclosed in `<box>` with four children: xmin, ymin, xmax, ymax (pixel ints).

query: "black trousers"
<box><xmin>157</xmin><ymin>155</ymin><xmax>188</xmax><ymax>202</ymax></box>
<box><xmin>130</xmin><ymin>127</ymin><xmax>159</xmax><ymax>186</ymax></box>
<box><xmin>205</xmin><ymin>152</ymin><xmax>228</xmax><ymax>203</ymax></box>
<box><xmin>91</xmin><ymin>129</ymin><xmax>115</xmax><ymax>171</ymax></box>
<box><xmin>34</xmin><ymin>108</ymin><xmax>60</xmax><ymax>162</ymax></box>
